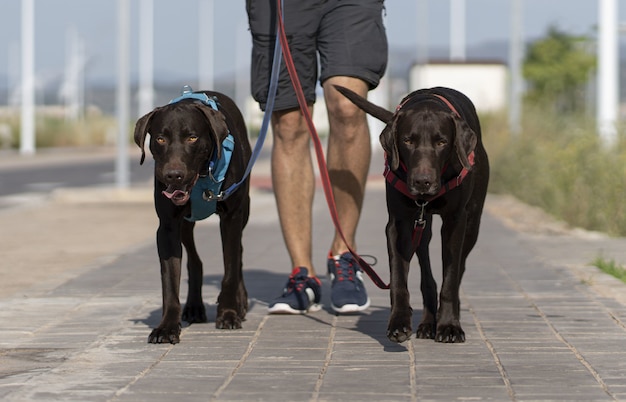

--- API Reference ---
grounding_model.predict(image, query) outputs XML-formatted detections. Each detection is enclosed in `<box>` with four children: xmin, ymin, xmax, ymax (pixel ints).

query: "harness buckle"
<box><xmin>203</xmin><ymin>190</ymin><xmax>224</xmax><ymax>201</ymax></box>
<box><xmin>414</xmin><ymin>200</ymin><xmax>428</xmax><ymax>228</ymax></box>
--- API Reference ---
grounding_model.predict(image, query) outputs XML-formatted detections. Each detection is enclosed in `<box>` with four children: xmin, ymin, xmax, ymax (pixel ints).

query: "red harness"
<box><xmin>385</xmin><ymin>94</ymin><xmax>476</xmax><ymax>250</ymax></box>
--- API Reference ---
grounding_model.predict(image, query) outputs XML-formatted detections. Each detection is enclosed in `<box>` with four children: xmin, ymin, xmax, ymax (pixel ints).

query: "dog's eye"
<box><xmin>403</xmin><ymin>137</ymin><xmax>412</xmax><ymax>145</ymax></box>
<box><xmin>436</xmin><ymin>139</ymin><xmax>448</xmax><ymax>147</ymax></box>
<box><xmin>187</xmin><ymin>135</ymin><xmax>198</xmax><ymax>143</ymax></box>
<box><xmin>156</xmin><ymin>136</ymin><xmax>166</xmax><ymax>145</ymax></box>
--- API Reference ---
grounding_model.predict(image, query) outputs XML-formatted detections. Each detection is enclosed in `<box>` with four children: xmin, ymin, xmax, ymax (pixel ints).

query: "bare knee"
<box><xmin>272</xmin><ymin>109</ymin><xmax>310</xmax><ymax>149</ymax></box>
<box><xmin>323</xmin><ymin>79</ymin><xmax>370</xmax><ymax>141</ymax></box>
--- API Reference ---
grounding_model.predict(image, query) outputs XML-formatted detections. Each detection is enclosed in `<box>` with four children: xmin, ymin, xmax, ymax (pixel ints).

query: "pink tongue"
<box><xmin>162</xmin><ymin>189</ymin><xmax>187</xmax><ymax>199</ymax></box>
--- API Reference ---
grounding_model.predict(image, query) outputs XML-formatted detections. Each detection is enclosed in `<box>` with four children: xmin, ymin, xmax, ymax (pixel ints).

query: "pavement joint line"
<box><xmin>407</xmin><ymin>335</ymin><xmax>418</xmax><ymax>402</ymax></box>
<box><xmin>210</xmin><ymin>314</ymin><xmax>269</xmax><ymax>401</ymax></box>
<box><xmin>465</xmin><ymin>293</ymin><xmax>515</xmax><ymax>401</ymax></box>
<box><xmin>109</xmin><ymin>344</ymin><xmax>176</xmax><ymax>402</ymax></box>
<box><xmin>500</xmin><ymin>263</ymin><xmax>618</xmax><ymax>400</ymax></box>
<box><xmin>533</xmin><ymin>299</ymin><xmax>616</xmax><ymax>400</ymax></box>
<box><xmin>312</xmin><ymin>314</ymin><xmax>338</xmax><ymax>401</ymax></box>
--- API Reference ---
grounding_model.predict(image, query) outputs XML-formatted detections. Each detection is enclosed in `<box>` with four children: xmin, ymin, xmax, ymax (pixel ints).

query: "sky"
<box><xmin>0</xmin><ymin>0</ymin><xmax>622</xmax><ymax>91</ymax></box>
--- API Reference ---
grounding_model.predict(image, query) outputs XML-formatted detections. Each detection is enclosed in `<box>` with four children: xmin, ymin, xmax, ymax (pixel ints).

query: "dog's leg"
<box><xmin>181</xmin><ymin>219</ymin><xmax>207</xmax><ymax>324</ymax></box>
<box><xmin>386</xmin><ymin>218</ymin><xmax>414</xmax><ymax>343</ymax></box>
<box><xmin>149</xmin><ymin>194</ymin><xmax>185</xmax><ymax>344</ymax></box>
<box><xmin>414</xmin><ymin>215</ymin><xmax>438</xmax><ymax>339</ymax></box>
<box><xmin>215</xmin><ymin>195</ymin><xmax>249</xmax><ymax>329</ymax></box>
<box><xmin>149</xmin><ymin>257</ymin><xmax>183</xmax><ymax>344</ymax></box>
<box><xmin>436</xmin><ymin>212</ymin><xmax>467</xmax><ymax>343</ymax></box>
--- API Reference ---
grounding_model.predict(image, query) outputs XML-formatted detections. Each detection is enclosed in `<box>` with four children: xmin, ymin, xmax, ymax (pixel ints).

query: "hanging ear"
<box><xmin>379</xmin><ymin>113</ymin><xmax>401</xmax><ymax>171</ymax></box>
<box><xmin>453</xmin><ymin>114</ymin><xmax>477</xmax><ymax>170</ymax></box>
<box><xmin>133</xmin><ymin>109</ymin><xmax>159</xmax><ymax>165</ymax></box>
<box><xmin>195</xmin><ymin>104</ymin><xmax>229</xmax><ymax>159</ymax></box>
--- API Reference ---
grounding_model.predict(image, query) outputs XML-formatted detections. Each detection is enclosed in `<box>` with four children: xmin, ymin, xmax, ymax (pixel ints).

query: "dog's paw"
<box><xmin>416</xmin><ymin>323</ymin><xmax>436</xmax><ymax>339</ymax></box>
<box><xmin>216</xmin><ymin>309</ymin><xmax>243</xmax><ymax>330</ymax></box>
<box><xmin>182</xmin><ymin>303</ymin><xmax>207</xmax><ymax>324</ymax></box>
<box><xmin>435</xmin><ymin>324</ymin><xmax>465</xmax><ymax>343</ymax></box>
<box><xmin>148</xmin><ymin>324</ymin><xmax>181</xmax><ymax>344</ymax></box>
<box><xmin>387</xmin><ymin>326</ymin><xmax>413</xmax><ymax>343</ymax></box>
<box><xmin>387</xmin><ymin>310</ymin><xmax>413</xmax><ymax>343</ymax></box>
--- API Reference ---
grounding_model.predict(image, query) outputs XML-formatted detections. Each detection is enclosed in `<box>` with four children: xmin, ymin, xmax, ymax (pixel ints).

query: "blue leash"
<box><xmin>218</xmin><ymin>8</ymin><xmax>283</xmax><ymax>200</ymax></box>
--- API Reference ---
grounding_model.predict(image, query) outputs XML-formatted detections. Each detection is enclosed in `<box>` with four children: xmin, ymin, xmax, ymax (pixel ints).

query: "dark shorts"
<box><xmin>246</xmin><ymin>0</ymin><xmax>388</xmax><ymax>111</ymax></box>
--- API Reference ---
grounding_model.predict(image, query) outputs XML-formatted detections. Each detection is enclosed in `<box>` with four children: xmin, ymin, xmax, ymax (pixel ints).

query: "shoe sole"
<box><xmin>331</xmin><ymin>298</ymin><xmax>371</xmax><ymax>314</ymax></box>
<box><xmin>268</xmin><ymin>303</ymin><xmax>322</xmax><ymax>315</ymax></box>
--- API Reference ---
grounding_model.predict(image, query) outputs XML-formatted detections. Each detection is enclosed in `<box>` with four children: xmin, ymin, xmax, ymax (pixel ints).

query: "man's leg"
<box><xmin>323</xmin><ymin>76</ymin><xmax>371</xmax><ymax>255</ymax></box>
<box><xmin>270</xmin><ymin>107</ymin><xmax>317</xmax><ymax>276</ymax></box>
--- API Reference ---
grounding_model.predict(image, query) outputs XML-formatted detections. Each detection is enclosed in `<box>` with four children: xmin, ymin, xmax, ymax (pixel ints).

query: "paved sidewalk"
<box><xmin>1</xmin><ymin>149</ymin><xmax>626</xmax><ymax>401</ymax></box>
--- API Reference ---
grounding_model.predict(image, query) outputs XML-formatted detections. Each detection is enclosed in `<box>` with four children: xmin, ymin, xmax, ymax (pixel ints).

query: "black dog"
<box><xmin>335</xmin><ymin>85</ymin><xmax>489</xmax><ymax>343</ymax></box>
<box><xmin>134</xmin><ymin>90</ymin><xmax>251</xmax><ymax>344</ymax></box>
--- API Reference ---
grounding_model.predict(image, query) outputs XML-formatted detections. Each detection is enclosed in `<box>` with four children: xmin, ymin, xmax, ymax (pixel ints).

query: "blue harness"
<box><xmin>168</xmin><ymin>88</ymin><xmax>235</xmax><ymax>222</ymax></box>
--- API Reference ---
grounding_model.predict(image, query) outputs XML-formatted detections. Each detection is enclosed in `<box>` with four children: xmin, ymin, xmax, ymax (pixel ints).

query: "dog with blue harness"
<box><xmin>134</xmin><ymin>87</ymin><xmax>251</xmax><ymax>344</ymax></box>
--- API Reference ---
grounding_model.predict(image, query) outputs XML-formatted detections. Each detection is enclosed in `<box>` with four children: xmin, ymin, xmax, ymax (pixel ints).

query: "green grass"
<box><xmin>590</xmin><ymin>257</ymin><xmax>626</xmax><ymax>284</ymax></box>
<box><xmin>482</xmin><ymin>107</ymin><xmax>626</xmax><ymax>237</ymax></box>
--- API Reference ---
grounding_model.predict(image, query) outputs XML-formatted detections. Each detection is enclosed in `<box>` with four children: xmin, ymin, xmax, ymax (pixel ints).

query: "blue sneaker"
<box><xmin>268</xmin><ymin>267</ymin><xmax>322</xmax><ymax>314</ymax></box>
<box><xmin>327</xmin><ymin>252</ymin><xmax>370</xmax><ymax>313</ymax></box>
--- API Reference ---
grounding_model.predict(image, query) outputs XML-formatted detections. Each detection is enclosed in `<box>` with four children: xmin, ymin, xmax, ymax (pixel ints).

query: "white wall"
<box><xmin>409</xmin><ymin>63</ymin><xmax>508</xmax><ymax>113</ymax></box>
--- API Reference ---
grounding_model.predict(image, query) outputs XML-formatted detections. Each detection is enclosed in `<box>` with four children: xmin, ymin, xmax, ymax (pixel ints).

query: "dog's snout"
<box><xmin>414</xmin><ymin>173</ymin><xmax>433</xmax><ymax>188</ymax></box>
<box><xmin>165</xmin><ymin>169</ymin><xmax>185</xmax><ymax>182</ymax></box>
<box><xmin>410</xmin><ymin>170</ymin><xmax>439</xmax><ymax>195</ymax></box>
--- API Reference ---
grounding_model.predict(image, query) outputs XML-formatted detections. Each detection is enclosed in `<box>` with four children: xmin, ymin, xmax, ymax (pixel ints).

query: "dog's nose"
<box><xmin>411</xmin><ymin>173</ymin><xmax>438</xmax><ymax>194</ymax></box>
<box><xmin>414</xmin><ymin>174</ymin><xmax>432</xmax><ymax>188</ymax></box>
<box><xmin>165</xmin><ymin>169</ymin><xmax>185</xmax><ymax>182</ymax></box>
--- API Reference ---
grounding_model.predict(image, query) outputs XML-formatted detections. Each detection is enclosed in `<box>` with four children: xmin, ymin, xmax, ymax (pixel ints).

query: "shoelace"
<box><xmin>285</xmin><ymin>275</ymin><xmax>306</xmax><ymax>293</ymax></box>
<box><xmin>332</xmin><ymin>254</ymin><xmax>378</xmax><ymax>283</ymax></box>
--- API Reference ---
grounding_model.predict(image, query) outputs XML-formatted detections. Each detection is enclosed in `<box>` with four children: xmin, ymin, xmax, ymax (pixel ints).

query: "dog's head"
<box><xmin>133</xmin><ymin>101</ymin><xmax>229</xmax><ymax>205</ymax></box>
<box><xmin>380</xmin><ymin>103</ymin><xmax>477</xmax><ymax>196</ymax></box>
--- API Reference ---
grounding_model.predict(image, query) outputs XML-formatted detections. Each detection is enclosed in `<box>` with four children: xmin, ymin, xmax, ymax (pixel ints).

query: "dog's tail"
<box><xmin>333</xmin><ymin>85</ymin><xmax>394</xmax><ymax>123</ymax></box>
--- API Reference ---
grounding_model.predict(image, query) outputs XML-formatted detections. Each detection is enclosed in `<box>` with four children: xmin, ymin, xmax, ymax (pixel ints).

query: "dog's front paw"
<box><xmin>216</xmin><ymin>309</ymin><xmax>243</xmax><ymax>330</ymax></box>
<box><xmin>387</xmin><ymin>326</ymin><xmax>413</xmax><ymax>343</ymax></box>
<box><xmin>416</xmin><ymin>322</ymin><xmax>436</xmax><ymax>339</ymax></box>
<box><xmin>435</xmin><ymin>323</ymin><xmax>465</xmax><ymax>343</ymax></box>
<box><xmin>387</xmin><ymin>310</ymin><xmax>413</xmax><ymax>343</ymax></box>
<box><xmin>182</xmin><ymin>302</ymin><xmax>207</xmax><ymax>324</ymax></box>
<box><xmin>148</xmin><ymin>323</ymin><xmax>181</xmax><ymax>344</ymax></box>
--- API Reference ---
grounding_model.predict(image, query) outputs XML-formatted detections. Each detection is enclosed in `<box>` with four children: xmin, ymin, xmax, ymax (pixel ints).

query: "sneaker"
<box><xmin>268</xmin><ymin>267</ymin><xmax>322</xmax><ymax>314</ymax></box>
<box><xmin>327</xmin><ymin>252</ymin><xmax>371</xmax><ymax>313</ymax></box>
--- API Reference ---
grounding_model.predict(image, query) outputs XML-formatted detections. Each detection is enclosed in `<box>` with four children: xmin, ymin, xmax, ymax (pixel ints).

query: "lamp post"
<box><xmin>20</xmin><ymin>0</ymin><xmax>35</xmax><ymax>155</ymax></box>
<box><xmin>597</xmin><ymin>0</ymin><xmax>619</xmax><ymax>147</ymax></box>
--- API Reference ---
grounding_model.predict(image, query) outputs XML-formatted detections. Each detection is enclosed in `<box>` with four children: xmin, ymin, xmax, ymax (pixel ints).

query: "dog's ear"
<box><xmin>453</xmin><ymin>114</ymin><xmax>477</xmax><ymax>170</ymax></box>
<box><xmin>133</xmin><ymin>110</ymin><xmax>157</xmax><ymax>165</ymax></box>
<box><xmin>196</xmin><ymin>105</ymin><xmax>229</xmax><ymax>160</ymax></box>
<box><xmin>379</xmin><ymin>114</ymin><xmax>401</xmax><ymax>171</ymax></box>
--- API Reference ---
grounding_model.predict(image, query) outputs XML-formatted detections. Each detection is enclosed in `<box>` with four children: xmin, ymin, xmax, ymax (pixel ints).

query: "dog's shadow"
<box><xmin>133</xmin><ymin>268</ymin><xmax>287</xmax><ymax>328</ymax></box>
<box><xmin>134</xmin><ymin>268</ymin><xmax>423</xmax><ymax>351</ymax></box>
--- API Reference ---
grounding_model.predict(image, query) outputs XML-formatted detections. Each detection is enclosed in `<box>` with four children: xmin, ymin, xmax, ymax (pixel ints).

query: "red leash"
<box><xmin>275</xmin><ymin>2</ymin><xmax>389</xmax><ymax>290</ymax></box>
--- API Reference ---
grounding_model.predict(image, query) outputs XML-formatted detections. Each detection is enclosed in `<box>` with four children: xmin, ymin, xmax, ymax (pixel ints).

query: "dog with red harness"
<box><xmin>335</xmin><ymin>85</ymin><xmax>489</xmax><ymax>343</ymax></box>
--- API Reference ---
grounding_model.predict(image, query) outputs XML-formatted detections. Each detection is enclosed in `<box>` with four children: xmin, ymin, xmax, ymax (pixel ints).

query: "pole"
<box><xmin>508</xmin><ymin>0</ymin><xmax>523</xmax><ymax>136</ymax></box>
<box><xmin>20</xmin><ymin>0</ymin><xmax>35</xmax><ymax>155</ymax></box>
<box><xmin>449</xmin><ymin>0</ymin><xmax>466</xmax><ymax>61</ymax></box>
<box><xmin>597</xmin><ymin>0</ymin><xmax>619</xmax><ymax>147</ymax></box>
<box><xmin>416</xmin><ymin>0</ymin><xmax>429</xmax><ymax>66</ymax></box>
<box><xmin>198</xmin><ymin>0</ymin><xmax>214</xmax><ymax>90</ymax></box>
<box><xmin>116</xmin><ymin>0</ymin><xmax>131</xmax><ymax>188</ymax></box>
<box><xmin>138</xmin><ymin>0</ymin><xmax>154</xmax><ymax>116</ymax></box>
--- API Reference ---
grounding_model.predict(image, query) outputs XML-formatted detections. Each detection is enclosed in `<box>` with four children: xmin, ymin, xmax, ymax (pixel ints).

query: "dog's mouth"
<box><xmin>161</xmin><ymin>174</ymin><xmax>199</xmax><ymax>206</ymax></box>
<box><xmin>162</xmin><ymin>186</ymin><xmax>191</xmax><ymax>205</ymax></box>
<box><xmin>411</xmin><ymin>185</ymin><xmax>439</xmax><ymax>197</ymax></box>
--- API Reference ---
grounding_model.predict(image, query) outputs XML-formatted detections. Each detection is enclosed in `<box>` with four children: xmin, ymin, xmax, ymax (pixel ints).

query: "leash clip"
<box><xmin>203</xmin><ymin>190</ymin><xmax>225</xmax><ymax>201</ymax></box>
<box><xmin>414</xmin><ymin>200</ymin><xmax>429</xmax><ymax>228</ymax></box>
